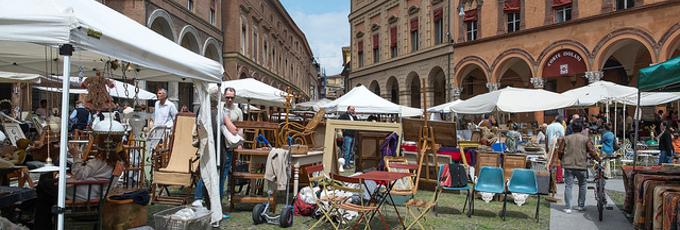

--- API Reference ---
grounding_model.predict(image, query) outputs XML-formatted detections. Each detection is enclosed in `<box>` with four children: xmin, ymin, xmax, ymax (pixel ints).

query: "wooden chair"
<box><xmin>64</xmin><ymin>161</ymin><xmax>125</xmax><ymax>229</ymax></box>
<box><xmin>305</xmin><ymin>164</ymin><xmax>339</xmax><ymax>230</ymax></box>
<box><xmin>286</xmin><ymin>109</ymin><xmax>325</xmax><ymax>147</ymax></box>
<box><xmin>150</xmin><ymin>113</ymin><xmax>200</xmax><ymax>204</ymax></box>
<box><xmin>329</xmin><ymin>173</ymin><xmax>388</xmax><ymax>230</ymax></box>
<box><xmin>385</xmin><ymin>157</ymin><xmax>418</xmax><ymax>197</ymax></box>
<box><xmin>405</xmin><ymin>165</ymin><xmax>445</xmax><ymax>230</ymax></box>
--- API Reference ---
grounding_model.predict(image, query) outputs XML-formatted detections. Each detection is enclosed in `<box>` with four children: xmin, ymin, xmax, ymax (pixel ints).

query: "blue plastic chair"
<box><xmin>491</xmin><ymin>143</ymin><xmax>507</xmax><ymax>153</ymax></box>
<box><xmin>437</xmin><ymin>164</ymin><xmax>471</xmax><ymax>216</ymax></box>
<box><xmin>503</xmin><ymin>168</ymin><xmax>540</xmax><ymax>222</ymax></box>
<box><xmin>470</xmin><ymin>166</ymin><xmax>505</xmax><ymax>217</ymax></box>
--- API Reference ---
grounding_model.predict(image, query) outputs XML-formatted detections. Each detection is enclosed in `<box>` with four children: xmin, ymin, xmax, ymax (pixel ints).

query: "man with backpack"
<box><xmin>69</xmin><ymin>101</ymin><xmax>90</xmax><ymax>131</ymax></box>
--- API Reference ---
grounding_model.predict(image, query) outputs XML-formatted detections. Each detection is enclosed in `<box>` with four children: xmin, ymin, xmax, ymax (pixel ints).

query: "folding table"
<box><xmin>352</xmin><ymin>171</ymin><xmax>411</xmax><ymax>229</ymax></box>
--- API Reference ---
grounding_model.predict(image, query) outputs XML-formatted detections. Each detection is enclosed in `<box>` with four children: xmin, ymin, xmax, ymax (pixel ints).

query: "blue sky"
<box><xmin>280</xmin><ymin>0</ymin><xmax>349</xmax><ymax>75</ymax></box>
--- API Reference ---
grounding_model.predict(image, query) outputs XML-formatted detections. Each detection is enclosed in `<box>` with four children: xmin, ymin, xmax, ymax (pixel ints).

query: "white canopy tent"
<box><xmin>0</xmin><ymin>0</ymin><xmax>224</xmax><ymax>227</ymax></box>
<box><xmin>561</xmin><ymin>80</ymin><xmax>638</xmax><ymax>106</ymax></box>
<box><xmin>217</xmin><ymin>78</ymin><xmax>288</xmax><ymax>107</ymax></box>
<box><xmin>44</xmin><ymin>75</ymin><xmax>158</xmax><ymax>100</ymax></box>
<box><xmin>614</xmin><ymin>92</ymin><xmax>680</xmax><ymax>106</ymax></box>
<box><xmin>450</xmin><ymin>87</ymin><xmax>577</xmax><ymax>114</ymax></box>
<box><xmin>0</xmin><ymin>71</ymin><xmax>42</xmax><ymax>83</ymax></box>
<box><xmin>428</xmin><ymin>99</ymin><xmax>464</xmax><ymax>113</ymax></box>
<box><xmin>295</xmin><ymin>98</ymin><xmax>332</xmax><ymax>111</ymax></box>
<box><xmin>322</xmin><ymin>85</ymin><xmax>423</xmax><ymax>116</ymax></box>
<box><xmin>34</xmin><ymin>86</ymin><xmax>87</xmax><ymax>94</ymax></box>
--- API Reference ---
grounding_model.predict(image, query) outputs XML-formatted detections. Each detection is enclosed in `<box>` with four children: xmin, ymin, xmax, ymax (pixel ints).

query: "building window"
<box><xmin>555</xmin><ymin>5</ymin><xmax>572</xmax><ymax>23</ymax></box>
<box><xmin>241</xmin><ymin>22</ymin><xmax>247</xmax><ymax>55</ymax></box>
<box><xmin>466</xmin><ymin>21</ymin><xmax>477</xmax><ymax>41</ymax></box>
<box><xmin>463</xmin><ymin>9</ymin><xmax>478</xmax><ymax>41</ymax></box>
<box><xmin>372</xmin><ymin>34</ymin><xmax>379</xmax><ymax>63</ymax></box>
<box><xmin>390</xmin><ymin>26</ymin><xmax>398</xmax><ymax>58</ymax></box>
<box><xmin>616</xmin><ymin>0</ymin><xmax>634</xmax><ymax>10</ymax></box>
<box><xmin>410</xmin><ymin>18</ymin><xmax>419</xmax><ymax>52</ymax></box>
<box><xmin>187</xmin><ymin>0</ymin><xmax>194</xmax><ymax>11</ymax></box>
<box><xmin>263</xmin><ymin>37</ymin><xmax>269</xmax><ymax>67</ymax></box>
<box><xmin>507</xmin><ymin>12</ymin><xmax>520</xmax><ymax>33</ymax></box>
<box><xmin>272</xmin><ymin>48</ymin><xmax>276</xmax><ymax>71</ymax></box>
<box><xmin>433</xmin><ymin>8</ymin><xmax>444</xmax><ymax>45</ymax></box>
<box><xmin>253</xmin><ymin>27</ymin><xmax>258</xmax><ymax>62</ymax></box>
<box><xmin>358</xmin><ymin>40</ymin><xmax>364</xmax><ymax>67</ymax></box>
<box><xmin>209</xmin><ymin>0</ymin><xmax>216</xmax><ymax>25</ymax></box>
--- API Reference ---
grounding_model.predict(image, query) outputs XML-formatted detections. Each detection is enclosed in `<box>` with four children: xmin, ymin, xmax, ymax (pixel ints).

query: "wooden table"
<box><xmin>292</xmin><ymin>150</ymin><xmax>323</xmax><ymax>195</ymax></box>
<box><xmin>353</xmin><ymin>171</ymin><xmax>412</xmax><ymax>229</ymax></box>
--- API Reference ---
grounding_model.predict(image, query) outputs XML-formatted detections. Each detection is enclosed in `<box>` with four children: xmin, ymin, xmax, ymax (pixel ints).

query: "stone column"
<box><xmin>168</xmin><ymin>81</ymin><xmax>179</xmax><ymax>108</ymax></box>
<box><xmin>530</xmin><ymin>77</ymin><xmax>544</xmax><ymax>89</ymax></box>
<box><xmin>451</xmin><ymin>87</ymin><xmax>462</xmax><ymax>100</ymax></box>
<box><xmin>585</xmin><ymin>71</ymin><xmax>603</xmax><ymax>83</ymax></box>
<box><xmin>486</xmin><ymin>82</ymin><xmax>499</xmax><ymax>92</ymax></box>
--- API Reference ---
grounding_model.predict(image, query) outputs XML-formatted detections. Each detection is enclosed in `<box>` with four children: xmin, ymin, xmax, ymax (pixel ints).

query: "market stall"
<box><xmin>322</xmin><ymin>85</ymin><xmax>422</xmax><ymax>117</ymax></box>
<box><xmin>0</xmin><ymin>0</ymin><xmax>224</xmax><ymax>228</ymax></box>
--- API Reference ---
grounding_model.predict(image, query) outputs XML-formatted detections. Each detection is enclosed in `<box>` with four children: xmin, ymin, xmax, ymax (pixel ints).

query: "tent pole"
<box><xmin>57</xmin><ymin>44</ymin><xmax>73</xmax><ymax>230</ymax></box>
<box><xmin>623</xmin><ymin>104</ymin><xmax>626</xmax><ymax>149</ymax></box>
<box><xmin>216</xmin><ymin>84</ymin><xmax>222</xmax><ymax>166</ymax></box>
<box><xmin>614</xmin><ymin>101</ymin><xmax>618</xmax><ymax>139</ymax></box>
<box><xmin>634</xmin><ymin>90</ymin><xmax>641</xmax><ymax>171</ymax></box>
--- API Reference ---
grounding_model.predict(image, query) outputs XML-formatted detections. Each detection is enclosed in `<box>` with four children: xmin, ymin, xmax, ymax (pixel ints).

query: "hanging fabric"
<box><xmin>464</xmin><ymin>9</ymin><xmax>478</xmax><ymax>22</ymax></box>
<box><xmin>390</xmin><ymin>27</ymin><xmax>397</xmax><ymax>48</ymax></box>
<box><xmin>410</xmin><ymin>18</ymin><xmax>419</xmax><ymax>32</ymax></box>
<box><xmin>433</xmin><ymin>8</ymin><xmax>443</xmax><ymax>21</ymax></box>
<box><xmin>552</xmin><ymin>0</ymin><xmax>572</xmax><ymax>8</ymax></box>
<box><xmin>504</xmin><ymin>0</ymin><xmax>521</xmax><ymax>12</ymax></box>
<box><xmin>357</xmin><ymin>40</ymin><xmax>364</xmax><ymax>52</ymax></box>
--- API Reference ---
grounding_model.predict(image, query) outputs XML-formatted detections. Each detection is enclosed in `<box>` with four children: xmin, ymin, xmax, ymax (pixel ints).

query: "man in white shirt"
<box><xmin>545</xmin><ymin>115</ymin><xmax>565</xmax><ymax>202</ymax></box>
<box><xmin>153</xmin><ymin>88</ymin><xmax>178</xmax><ymax>128</ymax></box>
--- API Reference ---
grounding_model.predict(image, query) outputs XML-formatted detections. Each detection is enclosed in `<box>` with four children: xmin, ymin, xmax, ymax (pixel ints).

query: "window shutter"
<box><xmin>552</xmin><ymin>0</ymin><xmax>572</xmax><ymax>8</ymax></box>
<box><xmin>373</xmin><ymin>34</ymin><xmax>379</xmax><ymax>49</ymax></box>
<box><xmin>390</xmin><ymin>27</ymin><xmax>397</xmax><ymax>48</ymax></box>
<box><xmin>463</xmin><ymin>9</ymin><xmax>478</xmax><ymax>22</ymax></box>
<box><xmin>358</xmin><ymin>40</ymin><xmax>363</xmax><ymax>52</ymax></box>
<box><xmin>503</xmin><ymin>0</ymin><xmax>521</xmax><ymax>12</ymax></box>
<box><xmin>410</xmin><ymin>18</ymin><xmax>419</xmax><ymax>32</ymax></box>
<box><xmin>433</xmin><ymin>8</ymin><xmax>443</xmax><ymax>21</ymax></box>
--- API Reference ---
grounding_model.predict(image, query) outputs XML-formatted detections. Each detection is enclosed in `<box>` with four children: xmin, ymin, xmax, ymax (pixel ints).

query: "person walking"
<box><xmin>545</xmin><ymin>115</ymin><xmax>566</xmax><ymax>202</ymax></box>
<box><xmin>600</xmin><ymin>123</ymin><xmax>615</xmax><ymax>178</ymax></box>
<box><xmin>658</xmin><ymin>121</ymin><xmax>674</xmax><ymax>164</ymax></box>
<box><xmin>557</xmin><ymin>120</ymin><xmax>600</xmax><ymax>213</ymax></box>
<box><xmin>339</xmin><ymin>106</ymin><xmax>358</xmax><ymax>169</ymax></box>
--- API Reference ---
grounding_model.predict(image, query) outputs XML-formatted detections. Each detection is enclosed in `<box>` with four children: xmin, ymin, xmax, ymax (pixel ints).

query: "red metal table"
<box><xmin>353</xmin><ymin>171</ymin><xmax>412</xmax><ymax>229</ymax></box>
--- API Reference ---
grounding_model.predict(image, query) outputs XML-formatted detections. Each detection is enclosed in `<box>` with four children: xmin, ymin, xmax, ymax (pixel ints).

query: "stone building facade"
<box><xmin>349</xmin><ymin>0</ymin><xmax>680</xmax><ymax>111</ymax></box>
<box><xmin>222</xmin><ymin>0</ymin><xmax>319</xmax><ymax>100</ymax></box>
<box><xmin>98</xmin><ymin>0</ymin><xmax>318</xmax><ymax>110</ymax></box>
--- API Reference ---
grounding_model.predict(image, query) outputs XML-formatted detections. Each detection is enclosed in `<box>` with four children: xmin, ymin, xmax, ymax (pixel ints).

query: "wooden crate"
<box><xmin>475</xmin><ymin>152</ymin><xmax>500</xmax><ymax>177</ymax></box>
<box><xmin>503</xmin><ymin>154</ymin><xmax>528</xmax><ymax>181</ymax></box>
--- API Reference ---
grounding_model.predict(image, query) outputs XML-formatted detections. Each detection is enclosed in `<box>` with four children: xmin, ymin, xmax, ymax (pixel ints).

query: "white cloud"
<box><xmin>289</xmin><ymin>10</ymin><xmax>349</xmax><ymax>76</ymax></box>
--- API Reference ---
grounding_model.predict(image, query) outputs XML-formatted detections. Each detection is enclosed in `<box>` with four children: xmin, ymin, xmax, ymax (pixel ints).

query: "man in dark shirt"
<box><xmin>658</xmin><ymin>121</ymin><xmax>674</xmax><ymax>164</ymax></box>
<box><xmin>339</xmin><ymin>106</ymin><xmax>358</xmax><ymax>168</ymax></box>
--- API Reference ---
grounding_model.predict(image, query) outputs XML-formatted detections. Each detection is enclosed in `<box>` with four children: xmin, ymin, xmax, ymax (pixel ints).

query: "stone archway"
<box><xmin>369</xmin><ymin>80</ymin><xmax>380</xmax><ymax>96</ymax></box>
<box><xmin>540</xmin><ymin>49</ymin><xmax>589</xmax><ymax>93</ymax></box>
<box><xmin>148</xmin><ymin>9</ymin><xmax>176</xmax><ymax>41</ymax></box>
<box><xmin>203</xmin><ymin>38</ymin><xmax>221</xmax><ymax>63</ymax></box>
<box><xmin>386</xmin><ymin>76</ymin><xmax>399</xmax><ymax>104</ymax></box>
<box><xmin>456</xmin><ymin>63</ymin><xmax>488</xmax><ymax>100</ymax></box>
<box><xmin>179</xmin><ymin>26</ymin><xmax>201</xmax><ymax>54</ymax></box>
<box><xmin>428</xmin><ymin>66</ymin><xmax>446</xmax><ymax>106</ymax></box>
<box><xmin>495</xmin><ymin>57</ymin><xmax>533</xmax><ymax>89</ymax></box>
<box><xmin>596</xmin><ymin>38</ymin><xmax>654</xmax><ymax>87</ymax></box>
<box><xmin>406</xmin><ymin>72</ymin><xmax>421</xmax><ymax>108</ymax></box>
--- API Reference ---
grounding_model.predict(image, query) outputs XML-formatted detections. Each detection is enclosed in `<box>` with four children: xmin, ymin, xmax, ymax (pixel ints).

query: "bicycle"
<box><xmin>590</xmin><ymin>155</ymin><xmax>620</xmax><ymax>221</ymax></box>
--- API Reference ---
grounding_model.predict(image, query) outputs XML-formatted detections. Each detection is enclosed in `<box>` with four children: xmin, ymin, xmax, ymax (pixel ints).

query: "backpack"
<box><xmin>448</xmin><ymin>162</ymin><xmax>468</xmax><ymax>188</ymax></box>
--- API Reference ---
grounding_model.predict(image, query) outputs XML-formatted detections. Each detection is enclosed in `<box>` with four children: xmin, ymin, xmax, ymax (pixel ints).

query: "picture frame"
<box><xmin>3</xmin><ymin>122</ymin><xmax>26</xmax><ymax>146</ymax></box>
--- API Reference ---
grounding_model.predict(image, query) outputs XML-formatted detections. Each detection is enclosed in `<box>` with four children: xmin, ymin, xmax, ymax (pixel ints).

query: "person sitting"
<box><xmin>34</xmin><ymin>143</ymin><xmax>120</xmax><ymax>229</ymax></box>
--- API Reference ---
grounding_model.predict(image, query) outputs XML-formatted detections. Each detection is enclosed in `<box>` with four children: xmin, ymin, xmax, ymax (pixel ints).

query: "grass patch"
<box><xmin>147</xmin><ymin>190</ymin><xmax>550</xmax><ymax>229</ymax></box>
